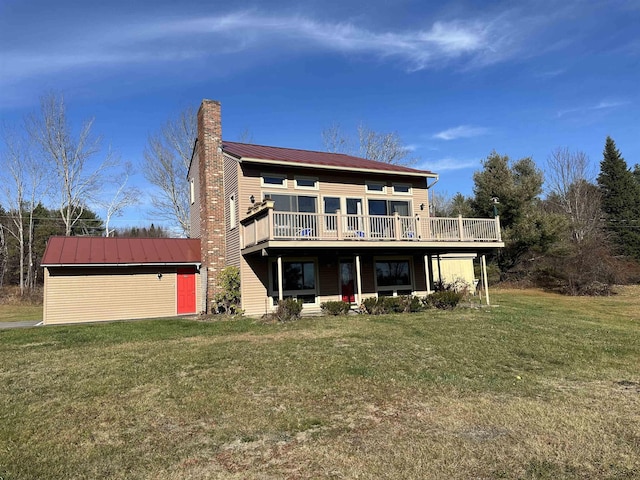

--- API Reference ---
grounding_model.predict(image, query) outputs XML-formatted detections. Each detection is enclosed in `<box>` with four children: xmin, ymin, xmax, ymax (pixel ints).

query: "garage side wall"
<box><xmin>43</xmin><ymin>266</ymin><xmax>201</xmax><ymax>324</ymax></box>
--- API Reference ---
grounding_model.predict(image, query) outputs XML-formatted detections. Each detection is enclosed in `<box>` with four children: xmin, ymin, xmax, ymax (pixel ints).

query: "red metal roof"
<box><xmin>41</xmin><ymin>237</ymin><xmax>201</xmax><ymax>266</ymax></box>
<box><xmin>222</xmin><ymin>141</ymin><xmax>435</xmax><ymax>176</ymax></box>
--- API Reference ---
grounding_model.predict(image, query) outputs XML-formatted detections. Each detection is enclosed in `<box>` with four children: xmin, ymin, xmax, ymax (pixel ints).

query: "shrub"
<box><xmin>213</xmin><ymin>266</ymin><xmax>241</xmax><ymax>314</ymax></box>
<box><xmin>423</xmin><ymin>290</ymin><xmax>463</xmax><ymax>310</ymax></box>
<box><xmin>320</xmin><ymin>300</ymin><xmax>351</xmax><ymax>316</ymax></box>
<box><xmin>360</xmin><ymin>295</ymin><xmax>423</xmax><ymax>314</ymax></box>
<box><xmin>274</xmin><ymin>298</ymin><xmax>303</xmax><ymax>322</ymax></box>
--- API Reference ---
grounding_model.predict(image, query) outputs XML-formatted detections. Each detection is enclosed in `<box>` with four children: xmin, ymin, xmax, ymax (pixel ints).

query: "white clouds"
<box><xmin>0</xmin><ymin>10</ymin><xmax>520</xmax><ymax>87</ymax></box>
<box><xmin>557</xmin><ymin>99</ymin><xmax>630</xmax><ymax>117</ymax></box>
<box><xmin>421</xmin><ymin>157</ymin><xmax>478</xmax><ymax>171</ymax></box>
<box><xmin>432</xmin><ymin>125</ymin><xmax>489</xmax><ymax>140</ymax></box>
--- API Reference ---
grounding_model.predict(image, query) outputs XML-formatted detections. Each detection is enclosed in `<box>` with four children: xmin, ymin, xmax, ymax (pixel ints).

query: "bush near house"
<box><xmin>320</xmin><ymin>301</ymin><xmax>351</xmax><ymax>315</ymax></box>
<box><xmin>361</xmin><ymin>295</ymin><xmax>423</xmax><ymax>314</ymax></box>
<box><xmin>273</xmin><ymin>298</ymin><xmax>303</xmax><ymax>322</ymax></box>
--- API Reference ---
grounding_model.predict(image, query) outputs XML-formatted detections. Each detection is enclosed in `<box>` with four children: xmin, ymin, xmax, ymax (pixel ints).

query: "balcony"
<box><xmin>241</xmin><ymin>200</ymin><xmax>502</xmax><ymax>250</ymax></box>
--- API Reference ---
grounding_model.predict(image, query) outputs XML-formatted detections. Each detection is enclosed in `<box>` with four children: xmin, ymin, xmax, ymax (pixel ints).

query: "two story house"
<box><xmin>41</xmin><ymin>98</ymin><xmax>502</xmax><ymax>324</ymax></box>
<box><xmin>189</xmin><ymin>99</ymin><xmax>503</xmax><ymax>316</ymax></box>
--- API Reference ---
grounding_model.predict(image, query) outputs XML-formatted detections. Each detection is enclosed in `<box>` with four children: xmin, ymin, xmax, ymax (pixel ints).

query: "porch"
<box><xmin>241</xmin><ymin>200</ymin><xmax>503</xmax><ymax>250</ymax></box>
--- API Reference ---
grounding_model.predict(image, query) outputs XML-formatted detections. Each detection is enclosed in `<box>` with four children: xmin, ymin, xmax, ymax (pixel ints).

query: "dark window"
<box><xmin>296</xmin><ymin>178</ymin><xmax>317</xmax><ymax>188</ymax></box>
<box><xmin>269</xmin><ymin>194</ymin><xmax>317</xmax><ymax>213</ymax></box>
<box><xmin>324</xmin><ymin>197</ymin><xmax>340</xmax><ymax>214</ymax></box>
<box><xmin>263</xmin><ymin>175</ymin><xmax>286</xmax><ymax>186</ymax></box>
<box><xmin>376</xmin><ymin>260</ymin><xmax>411</xmax><ymax>286</ymax></box>
<box><xmin>272</xmin><ymin>261</ymin><xmax>316</xmax><ymax>291</ymax></box>
<box><xmin>368</xmin><ymin>199</ymin><xmax>388</xmax><ymax>216</ymax></box>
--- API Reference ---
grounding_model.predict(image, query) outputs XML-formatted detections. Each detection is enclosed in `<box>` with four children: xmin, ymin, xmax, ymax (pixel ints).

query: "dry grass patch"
<box><xmin>1</xmin><ymin>289</ymin><xmax>639</xmax><ymax>479</ymax></box>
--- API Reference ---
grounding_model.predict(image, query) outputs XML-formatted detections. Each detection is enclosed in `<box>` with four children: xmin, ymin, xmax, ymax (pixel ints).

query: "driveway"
<box><xmin>0</xmin><ymin>320</ymin><xmax>41</xmax><ymax>329</ymax></box>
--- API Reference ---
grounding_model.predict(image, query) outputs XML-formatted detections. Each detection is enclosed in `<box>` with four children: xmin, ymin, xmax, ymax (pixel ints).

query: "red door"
<box><xmin>340</xmin><ymin>261</ymin><xmax>355</xmax><ymax>303</ymax></box>
<box><xmin>177</xmin><ymin>268</ymin><xmax>196</xmax><ymax>314</ymax></box>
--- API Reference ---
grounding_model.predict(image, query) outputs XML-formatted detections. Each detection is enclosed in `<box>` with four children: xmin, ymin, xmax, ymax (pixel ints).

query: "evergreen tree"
<box><xmin>471</xmin><ymin>151</ymin><xmax>563</xmax><ymax>276</ymax></box>
<box><xmin>597</xmin><ymin>137</ymin><xmax>640</xmax><ymax>259</ymax></box>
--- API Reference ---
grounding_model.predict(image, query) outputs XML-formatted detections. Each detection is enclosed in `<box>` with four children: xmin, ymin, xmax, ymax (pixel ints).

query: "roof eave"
<box><xmin>43</xmin><ymin>262</ymin><xmax>202</xmax><ymax>268</ymax></box>
<box><xmin>232</xmin><ymin>156</ymin><xmax>437</xmax><ymax>178</ymax></box>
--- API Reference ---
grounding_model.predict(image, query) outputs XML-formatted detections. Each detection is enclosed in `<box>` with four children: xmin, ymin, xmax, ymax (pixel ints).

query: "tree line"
<box><xmin>433</xmin><ymin>138</ymin><xmax>640</xmax><ymax>294</ymax></box>
<box><xmin>2</xmin><ymin>96</ymin><xmax>638</xmax><ymax>296</ymax></box>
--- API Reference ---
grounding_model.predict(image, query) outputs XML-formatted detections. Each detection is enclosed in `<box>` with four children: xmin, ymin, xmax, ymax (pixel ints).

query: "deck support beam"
<box><xmin>355</xmin><ymin>254</ymin><xmax>362</xmax><ymax>306</ymax></box>
<box><xmin>481</xmin><ymin>254</ymin><xmax>490</xmax><ymax>306</ymax></box>
<box><xmin>277</xmin><ymin>255</ymin><xmax>283</xmax><ymax>301</ymax></box>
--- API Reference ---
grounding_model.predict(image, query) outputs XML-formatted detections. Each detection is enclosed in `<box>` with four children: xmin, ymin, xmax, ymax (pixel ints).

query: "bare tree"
<box><xmin>322</xmin><ymin>122</ymin><xmax>417</xmax><ymax>166</ymax></box>
<box><xmin>237</xmin><ymin>127</ymin><xmax>255</xmax><ymax>144</ymax></box>
<box><xmin>98</xmin><ymin>162</ymin><xmax>141</xmax><ymax>237</ymax></box>
<box><xmin>545</xmin><ymin>147</ymin><xmax>602</xmax><ymax>244</ymax></box>
<box><xmin>28</xmin><ymin>92</ymin><xmax>114</xmax><ymax>236</ymax></box>
<box><xmin>1</xmin><ymin>124</ymin><xmax>46</xmax><ymax>293</ymax></box>
<box><xmin>143</xmin><ymin>106</ymin><xmax>197</xmax><ymax>236</ymax></box>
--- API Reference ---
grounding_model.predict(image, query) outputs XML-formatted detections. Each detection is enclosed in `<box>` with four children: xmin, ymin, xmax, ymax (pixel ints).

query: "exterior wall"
<box><xmin>224</xmin><ymin>156</ymin><xmax>241</xmax><ymax>270</ymax></box>
<box><xmin>43</xmin><ymin>266</ymin><xmax>201</xmax><ymax>324</ymax></box>
<box><xmin>188</xmin><ymin>150</ymin><xmax>201</xmax><ymax>239</ymax></box>
<box><xmin>432</xmin><ymin>254</ymin><xmax>477</xmax><ymax>292</ymax></box>
<box><xmin>237</xmin><ymin>163</ymin><xmax>429</xmax><ymax>218</ymax></box>
<box><xmin>238</xmin><ymin>252</ymin><xmax>433</xmax><ymax>317</ymax></box>
<box><xmin>197</xmin><ymin>100</ymin><xmax>226</xmax><ymax>311</ymax></box>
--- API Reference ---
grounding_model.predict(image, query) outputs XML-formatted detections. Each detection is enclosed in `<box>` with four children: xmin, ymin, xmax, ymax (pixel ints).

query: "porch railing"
<box><xmin>241</xmin><ymin>202</ymin><xmax>501</xmax><ymax>248</ymax></box>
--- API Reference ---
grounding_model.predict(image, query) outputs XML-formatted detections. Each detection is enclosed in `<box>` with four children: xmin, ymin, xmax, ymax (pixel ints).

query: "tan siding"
<box><xmin>432</xmin><ymin>254</ymin><xmax>477</xmax><ymax>292</ymax></box>
<box><xmin>43</xmin><ymin>266</ymin><xmax>201</xmax><ymax>324</ymax></box>
<box><xmin>224</xmin><ymin>156</ymin><xmax>241</xmax><ymax>269</ymax></box>
<box><xmin>240</xmin><ymin>255</ymin><xmax>269</xmax><ymax>317</ymax></box>
<box><xmin>238</xmin><ymin>164</ymin><xmax>429</xmax><ymax>218</ymax></box>
<box><xmin>189</xmin><ymin>151</ymin><xmax>201</xmax><ymax>239</ymax></box>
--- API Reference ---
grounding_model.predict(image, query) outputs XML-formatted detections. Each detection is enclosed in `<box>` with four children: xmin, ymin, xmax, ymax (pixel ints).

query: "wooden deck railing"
<box><xmin>241</xmin><ymin>202</ymin><xmax>501</xmax><ymax>248</ymax></box>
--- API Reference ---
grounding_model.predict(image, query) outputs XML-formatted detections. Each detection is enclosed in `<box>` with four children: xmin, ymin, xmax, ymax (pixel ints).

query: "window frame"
<box><xmin>294</xmin><ymin>176</ymin><xmax>319</xmax><ymax>190</ymax></box>
<box><xmin>365</xmin><ymin>181</ymin><xmax>387</xmax><ymax>194</ymax></box>
<box><xmin>261</xmin><ymin>173</ymin><xmax>288</xmax><ymax>189</ymax></box>
<box><xmin>229</xmin><ymin>193</ymin><xmax>237</xmax><ymax>229</ymax></box>
<box><xmin>269</xmin><ymin>258</ymin><xmax>319</xmax><ymax>305</ymax></box>
<box><xmin>373</xmin><ymin>256</ymin><xmax>414</xmax><ymax>297</ymax></box>
<box><xmin>392</xmin><ymin>183</ymin><xmax>412</xmax><ymax>195</ymax></box>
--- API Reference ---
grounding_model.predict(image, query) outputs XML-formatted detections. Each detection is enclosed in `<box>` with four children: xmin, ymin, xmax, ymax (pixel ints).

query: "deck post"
<box><xmin>481</xmin><ymin>254</ymin><xmax>490</xmax><ymax>306</ymax></box>
<box><xmin>355</xmin><ymin>254</ymin><xmax>362</xmax><ymax>306</ymax></box>
<box><xmin>394</xmin><ymin>212</ymin><xmax>401</xmax><ymax>240</ymax></box>
<box><xmin>268</xmin><ymin>206</ymin><xmax>274</xmax><ymax>240</ymax></box>
<box><xmin>336</xmin><ymin>209</ymin><xmax>343</xmax><ymax>240</ymax></box>
<box><xmin>424</xmin><ymin>254</ymin><xmax>431</xmax><ymax>294</ymax></box>
<box><xmin>495</xmin><ymin>215</ymin><xmax>501</xmax><ymax>241</ymax></box>
<box><xmin>277</xmin><ymin>255</ymin><xmax>283</xmax><ymax>301</ymax></box>
<box><xmin>458</xmin><ymin>215</ymin><xmax>464</xmax><ymax>241</ymax></box>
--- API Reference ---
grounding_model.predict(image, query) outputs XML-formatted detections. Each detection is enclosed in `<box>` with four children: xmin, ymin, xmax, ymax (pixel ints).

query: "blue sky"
<box><xmin>1</xmin><ymin>0</ymin><xmax>638</xmax><ymax>229</ymax></box>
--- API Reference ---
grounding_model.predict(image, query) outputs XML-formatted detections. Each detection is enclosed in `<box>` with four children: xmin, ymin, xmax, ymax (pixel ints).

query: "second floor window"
<box><xmin>268</xmin><ymin>194</ymin><xmax>317</xmax><ymax>213</ymax></box>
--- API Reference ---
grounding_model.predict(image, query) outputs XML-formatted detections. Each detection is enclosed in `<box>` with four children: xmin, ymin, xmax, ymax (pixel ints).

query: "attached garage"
<box><xmin>42</xmin><ymin>237</ymin><xmax>202</xmax><ymax>325</ymax></box>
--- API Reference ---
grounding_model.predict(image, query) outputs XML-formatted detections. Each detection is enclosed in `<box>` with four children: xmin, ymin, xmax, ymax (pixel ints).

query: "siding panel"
<box><xmin>44</xmin><ymin>266</ymin><xmax>201</xmax><ymax>324</ymax></box>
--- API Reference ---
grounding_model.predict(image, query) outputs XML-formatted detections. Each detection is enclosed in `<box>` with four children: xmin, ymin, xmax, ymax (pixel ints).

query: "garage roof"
<box><xmin>41</xmin><ymin>237</ymin><xmax>201</xmax><ymax>266</ymax></box>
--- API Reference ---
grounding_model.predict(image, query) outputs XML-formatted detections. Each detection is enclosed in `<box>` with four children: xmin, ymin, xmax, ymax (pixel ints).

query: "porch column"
<box><xmin>277</xmin><ymin>255</ymin><xmax>283</xmax><ymax>301</ymax></box>
<box><xmin>424</xmin><ymin>254</ymin><xmax>431</xmax><ymax>294</ymax></box>
<box><xmin>481</xmin><ymin>254</ymin><xmax>490</xmax><ymax>306</ymax></box>
<box><xmin>355</xmin><ymin>254</ymin><xmax>362</xmax><ymax>305</ymax></box>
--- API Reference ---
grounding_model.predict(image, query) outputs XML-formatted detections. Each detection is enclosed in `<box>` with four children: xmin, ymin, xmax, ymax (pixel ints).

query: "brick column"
<box><xmin>197</xmin><ymin>99</ymin><xmax>226</xmax><ymax>312</ymax></box>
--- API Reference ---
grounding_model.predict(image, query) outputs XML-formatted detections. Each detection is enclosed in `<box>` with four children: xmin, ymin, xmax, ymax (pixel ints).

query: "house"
<box><xmin>189</xmin><ymin>99</ymin><xmax>503</xmax><ymax>316</ymax></box>
<box><xmin>41</xmin><ymin>98</ymin><xmax>502</xmax><ymax>324</ymax></box>
<box><xmin>41</xmin><ymin>237</ymin><xmax>201</xmax><ymax>324</ymax></box>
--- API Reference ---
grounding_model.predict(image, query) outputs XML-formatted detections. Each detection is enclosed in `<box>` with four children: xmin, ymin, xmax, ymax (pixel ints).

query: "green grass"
<box><xmin>1</xmin><ymin>287</ymin><xmax>639</xmax><ymax>479</ymax></box>
<box><xmin>0</xmin><ymin>304</ymin><xmax>42</xmax><ymax>322</ymax></box>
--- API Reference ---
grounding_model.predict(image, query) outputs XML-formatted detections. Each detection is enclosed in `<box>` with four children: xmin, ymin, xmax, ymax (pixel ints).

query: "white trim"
<box><xmin>190</xmin><ymin>178</ymin><xmax>195</xmax><ymax>204</ymax></box>
<box><xmin>373</xmin><ymin>256</ymin><xmax>414</xmax><ymax>296</ymax></box>
<box><xmin>294</xmin><ymin>176</ymin><xmax>319</xmax><ymax>190</ymax></box>
<box><xmin>229</xmin><ymin>193</ymin><xmax>237</xmax><ymax>229</ymax></box>
<box><xmin>366</xmin><ymin>181</ymin><xmax>387</xmax><ymax>194</ymax></box>
<box><xmin>261</xmin><ymin>173</ymin><xmax>287</xmax><ymax>188</ymax></box>
<box><xmin>268</xmin><ymin>257</ymin><xmax>319</xmax><ymax>306</ymax></box>
<box><xmin>392</xmin><ymin>183</ymin><xmax>412</xmax><ymax>195</ymax></box>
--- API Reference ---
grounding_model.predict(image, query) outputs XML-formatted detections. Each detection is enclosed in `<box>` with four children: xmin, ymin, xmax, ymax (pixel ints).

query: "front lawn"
<box><xmin>0</xmin><ymin>304</ymin><xmax>42</xmax><ymax>323</ymax></box>
<box><xmin>0</xmin><ymin>288</ymin><xmax>638</xmax><ymax>479</ymax></box>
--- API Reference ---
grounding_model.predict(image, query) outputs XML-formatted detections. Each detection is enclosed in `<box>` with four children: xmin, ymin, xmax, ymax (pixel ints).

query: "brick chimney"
<box><xmin>197</xmin><ymin>99</ymin><xmax>225</xmax><ymax>311</ymax></box>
